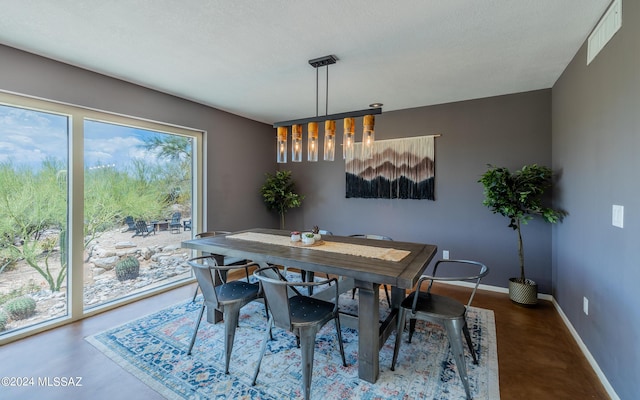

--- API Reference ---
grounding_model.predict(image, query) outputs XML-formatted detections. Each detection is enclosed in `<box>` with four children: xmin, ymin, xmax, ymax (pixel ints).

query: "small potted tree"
<box><xmin>260</xmin><ymin>170</ymin><xmax>304</xmax><ymax>230</ymax></box>
<box><xmin>479</xmin><ymin>164</ymin><xmax>566</xmax><ymax>305</ymax></box>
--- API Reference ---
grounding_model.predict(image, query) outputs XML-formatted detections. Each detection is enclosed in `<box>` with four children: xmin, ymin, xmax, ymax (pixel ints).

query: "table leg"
<box><xmin>356</xmin><ymin>279</ymin><xmax>380</xmax><ymax>383</ymax></box>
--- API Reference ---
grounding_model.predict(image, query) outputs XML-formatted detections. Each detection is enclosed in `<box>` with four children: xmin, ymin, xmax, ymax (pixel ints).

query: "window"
<box><xmin>0</xmin><ymin>92</ymin><xmax>203</xmax><ymax>343</ymax></box>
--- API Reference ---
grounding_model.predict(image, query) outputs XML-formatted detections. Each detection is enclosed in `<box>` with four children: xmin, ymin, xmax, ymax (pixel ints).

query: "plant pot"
<box><xmin>508</xmin><ymin>278</ymin><xmax>538</xmax><ymax>305</ymax></box>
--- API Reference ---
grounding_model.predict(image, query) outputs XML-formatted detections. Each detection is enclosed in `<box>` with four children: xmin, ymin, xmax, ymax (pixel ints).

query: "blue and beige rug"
<box><xmin>87</xmin><ymin>290</ymin><xmax>499</xmax><ymax>399</ymax></box>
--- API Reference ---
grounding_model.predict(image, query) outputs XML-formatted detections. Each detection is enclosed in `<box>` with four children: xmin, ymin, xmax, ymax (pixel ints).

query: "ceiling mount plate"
<box><xmin>308</xmin><ymin>55</ymin><xmax>338</xmax><ymax>68</ymax></box>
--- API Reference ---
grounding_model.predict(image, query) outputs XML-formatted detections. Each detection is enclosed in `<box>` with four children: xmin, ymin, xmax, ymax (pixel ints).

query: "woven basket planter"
<box><xmin>508</xmin><ymin>278</ymin><xmax>538</xmax><ymax>305</ymax></box>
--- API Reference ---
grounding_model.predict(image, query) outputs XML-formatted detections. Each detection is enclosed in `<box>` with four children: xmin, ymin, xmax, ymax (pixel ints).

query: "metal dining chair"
<box><xmin>390</xmin><ymin>259</ymin><xmax>489</xmax><ymax>400</ymax></box>
<box><xmin>186</xmin><ymin>255</ymin><xmax>266</xmax><ymax>375</ymax></box>
<box><xmin>349</xmin><ymin>234</ymin><xmax>393</xmax><ymax>306</ymax></box>
<box><xmin>252</xmin><ymin>265</ymin><xmax>347</xmax><ymax>400</ymax></box>
<box><xmin>191</xmin><ymin>231</ymin><xmax>248</xmax><ymax>302</ymax></box>
<box><xmin>298</xmin><ymin>229</ymin><xmax>333</xmax><ymax>294</ymax></box>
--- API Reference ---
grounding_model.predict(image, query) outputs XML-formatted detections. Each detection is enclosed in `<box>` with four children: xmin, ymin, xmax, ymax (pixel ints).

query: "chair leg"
<box><xmin>390</xmin><ymin>307</ymin><xmax>406</xmax><ymax>371</ymax></box>
<box><xmin>462</xmin><ymin>319</ymin><xmax>478</xmax><ymax>365</ymax></box>
<box><xmin>383</xmin><ymin>285</ymin><xmax>391</xmax><ymax>307</ymax></box>
<box><xmin>223</xmin><ymin>305</ymin><xmax>243</xmax><ymax>375</ymax></box>
<box><xmin>299</xmin><ymin>326</ymin><xmax>319</xmax><ymax>400</ymax></box>
<box><xmin>187</xmin><ymin>304</ymin><xmax>206</xmax><ymax>355</ymax></box>
<box><xmin>191</xmin><ymin>284</ymin><xmax>200</xmax><ymax>302</ymax></box>
<box><xmin>334</xmin><ymin>316</ymin><xmax>347</xmax><ymax>367</ymax></box>
<box><xmin>444</xmin><ymin>319</ymin><xmax>472</xmax><ymax>400</ymax></box>
<box><xmin>252</xmin><ymin>316</ymin><xmax>273</xmax><ymax>386</ymax></box>
<box><xmin>408</xmin><ymin>318</ymin><xmax>417</xmax><ymax>343</ymax></box>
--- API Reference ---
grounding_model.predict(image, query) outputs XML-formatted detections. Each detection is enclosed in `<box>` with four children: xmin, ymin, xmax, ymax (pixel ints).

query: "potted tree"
<box><xmin>478</xmin><ymin>164</ymin><xmax>566</xmax><ymax>305</ymax></box>
<box><xmin>260</xmin><ymin>170</ymin><xmax>304</xmax><ymax>230</ymax></box>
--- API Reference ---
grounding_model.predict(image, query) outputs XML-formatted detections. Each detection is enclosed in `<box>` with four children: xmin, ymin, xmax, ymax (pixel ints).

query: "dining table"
<box><xmin>181</xmin><ymin>228</ymin><xmax>437</xmax><ymax>383</ymax></box>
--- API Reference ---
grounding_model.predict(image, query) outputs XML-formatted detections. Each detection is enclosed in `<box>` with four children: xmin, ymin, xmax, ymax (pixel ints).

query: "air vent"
<box><xmin>587</xmin><ymin>0</ymin><xmax>622</xmax><ymax>65</ymax></box>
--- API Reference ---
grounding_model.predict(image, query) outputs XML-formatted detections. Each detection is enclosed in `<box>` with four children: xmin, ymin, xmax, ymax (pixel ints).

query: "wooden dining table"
<box><xmin>181</xmin><ymin>228</ymin><xmax>437</xmax><ymax>383</ymax></box>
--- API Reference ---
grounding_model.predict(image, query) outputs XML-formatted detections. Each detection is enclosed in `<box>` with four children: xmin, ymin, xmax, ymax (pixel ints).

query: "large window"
<box><xmin>0</xmin><ymin>92</ymin><xmax>202</xmax><ymax>343</ymax></box>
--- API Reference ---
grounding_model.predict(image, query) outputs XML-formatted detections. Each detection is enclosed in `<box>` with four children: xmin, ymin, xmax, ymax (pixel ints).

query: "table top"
<box><xmin>182</xmin><ymin>228</ymin><xmax>437</xmax><ymax>289</ymax></box>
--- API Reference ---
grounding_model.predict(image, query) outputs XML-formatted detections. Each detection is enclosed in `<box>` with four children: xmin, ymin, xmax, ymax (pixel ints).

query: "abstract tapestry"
<box><xmin>346</xmin><ymin>135</ymin><xmax>435</xmax><ymax>200</ymax></box>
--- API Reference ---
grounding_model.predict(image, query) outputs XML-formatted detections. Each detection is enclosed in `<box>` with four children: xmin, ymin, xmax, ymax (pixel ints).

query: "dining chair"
<box><xmin>252</xmin><ymin>265</ymin><xmax>347</xmax><ymax>400</ymax></box>
<box><xmin>390</xmin><ymin>259</ymin><xmax>489</xmax><ymax>400</ymax></box>
<box><xmin>186</xmin><ymin>255</ymin><xmax>266</xmax><ymax>375</ymax></box>
<box><xmin>191</xmin><ymin>231</ymin><xmax>248</xmax><ymax>302</ymax></box>
<box><xmin>349</xmin><ymin>234</ymin><xmax>393</xmax><ymax>306</ymax></box>
<box><xmin>299</xmin><ymin>229</ymin><xmax>333</xmax><ymax>294</ymax></box>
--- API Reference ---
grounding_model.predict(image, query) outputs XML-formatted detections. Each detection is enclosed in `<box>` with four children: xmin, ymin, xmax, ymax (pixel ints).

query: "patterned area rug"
<box><xmin>87</xmin><ymin>289</ymin><xmax>499</xmax><ymax>399</ymax></box>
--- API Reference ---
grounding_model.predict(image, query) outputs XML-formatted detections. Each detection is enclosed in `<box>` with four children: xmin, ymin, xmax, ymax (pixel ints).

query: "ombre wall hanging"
<box><xmin>346</xmin><ymin>135</ymin><xmax>436</xmax><ymax>200</ymax></box>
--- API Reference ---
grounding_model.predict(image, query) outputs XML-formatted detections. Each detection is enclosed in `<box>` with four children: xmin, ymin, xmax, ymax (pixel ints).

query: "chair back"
<box><xmin>253</xmin><ymin>266</ymin><xmax>294</xmax><ymax>331</ymax></box>
<box><xmin>350</xmin><ymin>234</ymin><xmax>393</xmax><ymax>241</ymax></box>
<box><xmin>189</xmin><ymin>257</ymin><xmax>222</xmax><ymax>308</ymax></box>
<box><xmin>170</xmin><ymin>212</ymin><xmax>181</xmax><ymax>223</ymax></box>
<box><xmin>421</xmin><ymin>259</ymin><xmax>489</xmax><ymax>309</ymax></box>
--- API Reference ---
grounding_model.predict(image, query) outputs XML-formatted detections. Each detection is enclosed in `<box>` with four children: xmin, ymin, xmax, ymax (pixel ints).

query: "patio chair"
<box><xmin>186</xmin><ymin>255</ymin><xmax>266</xmax><ymax>374</ymax></box>
<box><xmin>132</xmin><ymin>220</ymin><xmax>155</xmax><ymax>237</ymax></box>
<box><xmin>390</xmin><ymin>259</ymin><xmax>489</xmax><ymax>400</ymax></box>
<box><xmin>124</xmin><ymin>216</ymin><xmax>136</xmax><ymax>231</ymax></box>
<box><xmin>169</xmin><ymin>212</ymin><xmax>181</xmax><ymax>234</ymax></box>
<box><xmin>252</xmin><ymin>265</ymin><xmax>347</xmax><ymax>400</ymax></box>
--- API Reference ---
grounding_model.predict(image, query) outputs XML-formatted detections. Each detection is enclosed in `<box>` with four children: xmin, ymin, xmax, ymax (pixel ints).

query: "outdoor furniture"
<box><xmin>252</xmin><ymin>265</ymin><xmax>346</xmax><ymax>400</ymax></box>
<box><xmin>124</xmin><ymin>216</ymin><xmax>136</xmax><ymax>231</ymax></box>
<box><xmin>181</xmin><ymin>228</ymin><xmax>437</xmax><ymax>383</ymax></box>
<box><xmin>186</xmin><ymin>255</ymin><xmax>265</xmax><ymax>374</ymax></box>
<box><xmin>169</xmin><ymin>212</ymin><xmax>181</xmax><ymax>234</ymax></box>
<box><xmin>132</xmin><ymin>220</ymin><xmax>155</xmax><ymax>237</ymax></box>
<box><xmin>390</xmin><ymin>259</ymin><xmax>489</xmax><ymax>400</ymax></box>
<box><xmin>183</xmin><ymin>219</ymin><xmax>192</xmax><ymax>231</ymax></box>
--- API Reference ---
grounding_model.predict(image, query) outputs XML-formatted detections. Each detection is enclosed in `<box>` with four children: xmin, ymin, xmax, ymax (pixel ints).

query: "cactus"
<box><xmin>115</xmin><ymin>256</ymin><xmax>140</xmax><ymax>281</ymax></box>
<box><xmin>5</xmin><ymin>296</ymin><xmax>36</xmax><ymax>320</ymax></box>
<box><xmin>0</xmin><ymin>309</ymin><xmax>9</xmax><ymax>331</ymax></box>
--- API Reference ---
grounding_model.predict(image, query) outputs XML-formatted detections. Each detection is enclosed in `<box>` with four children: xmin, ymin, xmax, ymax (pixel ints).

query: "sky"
<box><xmin>0</xmin><ymin>104</ymin><xmax>167</xmax><ymax>171</ymax></box>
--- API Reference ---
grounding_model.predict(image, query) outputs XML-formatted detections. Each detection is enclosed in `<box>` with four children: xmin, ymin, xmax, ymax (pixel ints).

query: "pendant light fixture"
<box><xmin>292</xmin><ymin>124</ymin><xmax>303</xmax><ymax>162</ymax></box>
<box><xmin>323</xmin><ymin>120</ymin><xmax>336</xmax><ymax>161</ymax></box>
<box><xmin>277</xmin><ymin>126</ymin><xmax>287</xmax><ymax>163</ymax></box>
<box><xmin>361</xmin><ymin>115</ymin><xmax>375</xmax><ymax>159</ymax></box>
<box><xmin>307</xmin><ymin>122</ymin><xmax>318</xmax><ymax>161</ymax></box>
<box><xmin>272</xmin><ymin>55</ymin><xmax>382</xmax><ymax>163</ymax></box>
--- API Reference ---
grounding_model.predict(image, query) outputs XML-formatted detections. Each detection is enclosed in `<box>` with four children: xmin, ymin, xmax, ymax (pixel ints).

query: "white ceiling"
<box><xmin>0</xmin><ymin>0</ymin><xmax>610</xmax><ymax>125</ymax></box>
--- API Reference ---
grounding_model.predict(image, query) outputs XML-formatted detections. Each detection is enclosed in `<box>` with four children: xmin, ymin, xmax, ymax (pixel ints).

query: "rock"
<box><xmin>115</xmin><ymin>241</ymin><xmax>136</xmax><ymax>249</ymax></box>
<box><xmin>116</xmin><ymin>248</ymin><xmax>138</xmax><ymax>257</ymax></box>
<box><xmin>92</xmin><ymin>256</ymin><xmax>119</xmax><ymax>269</ymax></box>
<box><xmin>140</xmin><ymin>247</ymin><xmax>152</xmax><ymax>260</ymax></box>
<box><xmin>164</xmin><ymin>244</ymin><xmax>182</xmax><ymax>251</ymax></box>
<box><xmin>93</xmin><ymin>267</ymin><xmax>106</xmax><ymax>276</ymax></box>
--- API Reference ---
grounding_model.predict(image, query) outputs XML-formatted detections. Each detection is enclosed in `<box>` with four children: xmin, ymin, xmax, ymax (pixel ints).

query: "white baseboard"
<box><xmin>551</xmin><ymin>298</ymin><xmax>620</xmax><ymax>400</ymax></box>
<box><xmin>439</xmin><ymin>280</ymin><xmax>619</xmax><ymax>399</ymax></box>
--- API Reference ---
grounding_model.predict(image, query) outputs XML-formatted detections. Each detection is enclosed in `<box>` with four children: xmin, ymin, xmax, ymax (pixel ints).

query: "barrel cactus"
<box><xmin>115</xmin><ymin>256</ymin><xmax>140</xmax><ymax>281</ymax></box>
<box><xmin>5</xmin><ymin>296</ymin><xmax>37</xmax><ymax>320</ymax></box>
<box><xmin>0</xmin><ymin>309</ymin><xmax>9</xmax><ymax>331</ymax></box>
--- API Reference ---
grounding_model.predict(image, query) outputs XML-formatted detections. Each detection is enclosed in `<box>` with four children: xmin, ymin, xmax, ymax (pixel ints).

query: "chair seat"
<box><xmin>289</xmin><ymin>295</ymin><xmax>336</xmax><ymax>327</ymax></box>
<box><xmin>401</xmin><ymin>291</ymin><xmax>466</xmax><ymax>320</ymax></box>
<box><xmin>215</xmin><ymin>281</ymin><xmax>260</xmax><ymax>304</ymax></box>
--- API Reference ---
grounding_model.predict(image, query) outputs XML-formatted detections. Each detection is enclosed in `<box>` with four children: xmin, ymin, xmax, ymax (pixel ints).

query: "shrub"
<box><xmin>115</xmin><ymin>256</ymin><xmax>140</xmax><ymax>281</ymax></box>
<box><xmin>5</xmin><ymin>296</ymin><xmax>37</xmax><ymax>320</ymax></box>
<box><xmin>0</xmin><ymin>309</ymin><xmax>9</xmax><ymax>331</ymax></box>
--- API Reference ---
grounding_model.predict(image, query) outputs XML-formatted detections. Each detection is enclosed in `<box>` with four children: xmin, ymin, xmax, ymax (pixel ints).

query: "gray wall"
<box><xmin>284</xmin><ymin>90</ymin><xmax>555</xmax><ymax>292</ymax></box>
<box><xmin>552</xmin><ymin>1</ymin><xmax>640</xmax><ymax>398</ymax></box>
<box><xmin>0</xmin><ymin>44</ymin><xmax>278</xmax><ymax>232</ymax></box>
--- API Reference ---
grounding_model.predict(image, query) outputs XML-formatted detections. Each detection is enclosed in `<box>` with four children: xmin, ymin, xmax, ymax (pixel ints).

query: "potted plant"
<box><xmin>260</xmin><ymin>170</ymin><xmax>304</xmax><ymax>230</ymax></box>
<box><xmin>478</xmin><ymin>164</ymin><xmax>566</xmax><ymax>305</ymax></box>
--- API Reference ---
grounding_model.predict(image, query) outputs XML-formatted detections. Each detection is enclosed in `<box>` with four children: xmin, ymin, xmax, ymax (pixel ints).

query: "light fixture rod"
<box><xmin>273</xmin><ymin>107</ymin><xmax>382</xmax><ymax>128</ymax></box>
<box><xmin>325</xmin><ymin>64</ymin><xmax>329</xmax><ymax>115</ymax></box>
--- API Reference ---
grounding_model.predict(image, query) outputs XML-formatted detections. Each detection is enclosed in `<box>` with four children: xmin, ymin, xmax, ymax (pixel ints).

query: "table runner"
<box><xmin>227</xmin><ymin>232</ymin><xmax>410</xmax><ymax>262</ymax></box>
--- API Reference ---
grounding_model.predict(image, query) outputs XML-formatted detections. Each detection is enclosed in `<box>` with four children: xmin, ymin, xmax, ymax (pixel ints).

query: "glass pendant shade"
<box><xmin>361</xmin><ymin>115</ymin><xmax>375</xmax><ymax>159</ymax></box>
<box><xmin>323</xmin><ymin>120</ymin><xmax>336</xmax><ymax>161</ymax></box>
<box><xmin>276</xmin><ymin>126</ymin><xmax>287</xmax><ymax>163</ymax></box>
<box><xmin>307</xmin><ymin>122</ymin><xmax>318</xmax><ymax>162</ymax></box>
<box><xmin>292</xmin><ymin>124</ymin><xmax>303</xmax><ymax>162</ymax></box>
<box><xmin>343</xmin><ymin>117</ymin><xmax>355</xmax><ymax>160</ymax></box>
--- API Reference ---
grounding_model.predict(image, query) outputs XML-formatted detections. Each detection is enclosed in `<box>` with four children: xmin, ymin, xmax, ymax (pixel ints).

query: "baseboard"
<box><xmin>551</xmin><ymin>298</ymin><xmax>620</xmax><ymax>400</ymax></box>
<box><xmin>439</xmin><ymin>280</ymin><xmax>619</xmax><ymax>399</ymax></box>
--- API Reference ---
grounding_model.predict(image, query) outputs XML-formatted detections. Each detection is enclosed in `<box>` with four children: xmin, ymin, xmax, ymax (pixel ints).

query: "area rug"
<box><xmin>86</xmin><ymin>290</ymin><xmax>499</xmax><ymax>399</ymax></box>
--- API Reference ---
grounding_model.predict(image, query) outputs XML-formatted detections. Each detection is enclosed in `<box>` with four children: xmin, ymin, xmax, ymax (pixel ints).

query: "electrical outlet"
<box><xmin>443</xmin><ymin>250</ymin><xmax>449</xmax><ymax>260</ymax></box>
<box><xmin>583</xmin><ymin>297</ymin><xmax>589</xmax><ymax>315</ymax></box>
